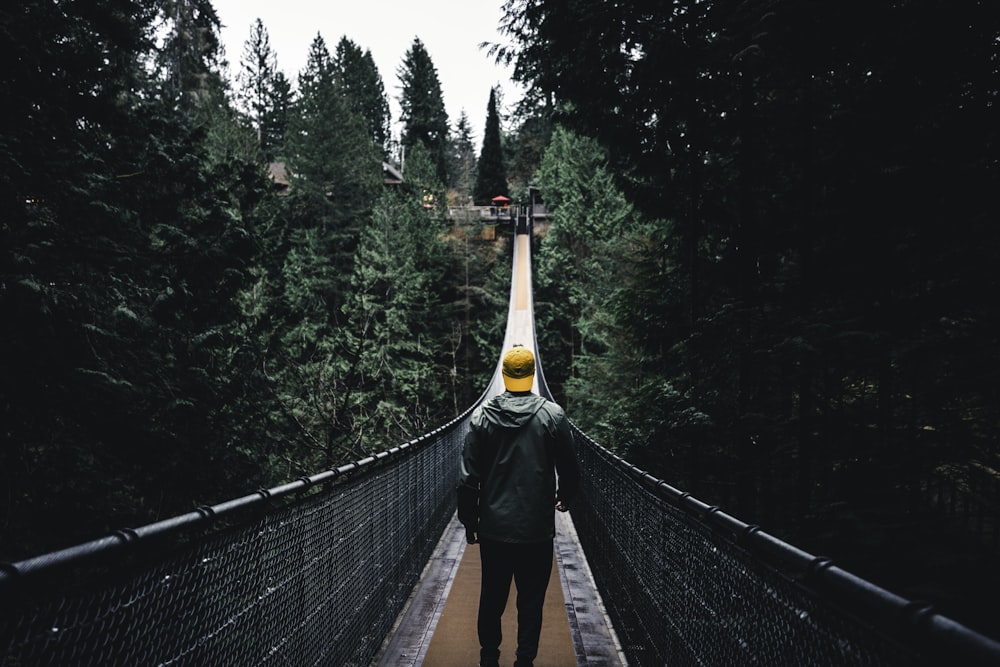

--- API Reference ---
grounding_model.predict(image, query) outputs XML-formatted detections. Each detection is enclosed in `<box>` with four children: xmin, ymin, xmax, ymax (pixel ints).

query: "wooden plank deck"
<box><xmin>373</xmin><ymin>513</ymin><xmax>625</xmax><ymax>666</ymax></box>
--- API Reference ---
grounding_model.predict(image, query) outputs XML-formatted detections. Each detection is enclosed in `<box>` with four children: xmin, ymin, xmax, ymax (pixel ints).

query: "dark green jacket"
<box><xmin>457</xmin><ymin>391</ymin><xmax>581</xmax><ymax>543</ymax></box>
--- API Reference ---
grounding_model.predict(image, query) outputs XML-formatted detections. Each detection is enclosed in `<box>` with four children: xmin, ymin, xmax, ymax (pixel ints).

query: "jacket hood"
<box><xmin>478</xmin><ymin>392</ymin><xmax>547</xmax><ymax>428</ymax></box>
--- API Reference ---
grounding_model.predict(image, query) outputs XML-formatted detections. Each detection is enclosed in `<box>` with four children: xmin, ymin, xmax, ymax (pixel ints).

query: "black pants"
<box><xmin>477</xmin><ymin>538</ymin><xmax>554</xmax><ymax>662</ymax></box>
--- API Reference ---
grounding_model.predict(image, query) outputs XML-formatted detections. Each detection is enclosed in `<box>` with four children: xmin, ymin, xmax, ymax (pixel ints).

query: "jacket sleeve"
<box><xmin>457</xmin><ymin>424</ymin><xmax>481</xmax><ymax>528</ymax></box>
<box><xmin>552</xmin><ymin>410</ymin><xmax>582</xmax><ymax>507</ymax></box>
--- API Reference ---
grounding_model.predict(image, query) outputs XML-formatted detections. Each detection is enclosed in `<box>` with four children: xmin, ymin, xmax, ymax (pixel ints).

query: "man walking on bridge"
<box><xmin>457</xmin><ymin>345</ymin><xmax>581</xmax><ymax>667</ymax></box>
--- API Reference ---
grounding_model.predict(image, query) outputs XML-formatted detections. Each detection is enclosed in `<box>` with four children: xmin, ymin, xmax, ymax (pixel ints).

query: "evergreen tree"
<box><xmin>157</xmin><ymin>0</ymin><xmax>224</xmax><ymax>111</ymax></box>
<box><xmin>235</xmin><ymin>18</ymin><xmax>282</xmax><ymax>158</ymax></box>
<box><xmin>449</xmin><ymin>111</ymin><xmax>478</xmax><ymax>202</ymax></box>
<box><xmin>334</xmin><ymin>36</ymin><xmax>391</xmax><ymax>157</ymax></box>
<box><xmin>289</xmin><ymin>34</ymin><xmax>378</xmax><ymax>190</ymax></box>
<box><xmin>287</xmin><ymin>32</ymin><xmax>380</xmax><ymax>259</ymax></box>
<box><xmin>2</xmin><ymin>0</ymin><xmax>152</xmax><ymax>556</ymax></box>
<box><xmin>263</xmin><ymin>70</ymin><xmax>292</xmax><ymax>159</ymax></box>
<box><xmin>0</xmin><ymin>0</ymin><xmax>269</xmax><ymax>557</ymax></box>
<box><xmin>289</xmin><ymin>32</ymin><xmax>335</xmax><ymax>179</ymax></box>
<box><xmin>344</xmin><ymin>168</ymin><xmax>455</xmax><ymax>450</ymax></box>
<box><xmin>474</xmin><ymin>87</ymin><xmax>508</xmax><ymax>204</ymax></box>
<box><xmin>505</xmin><ymin>111</ymin><xmax>553</xmax><ymax>194</ymax></box>
<box><xmin>151</xmin><ymin>2</ymin><xmax>274</xmax><ymax>500</ymax></box>
<box><xmin>534</xmin><ymin>127</ymin><xmax>637</xmax><ymax>404</ymax></box>
<box><xmin>251</xmin><ymin>32</ymin><xmax>382</xmax><ymax>470</ymax></box>
<box><xmin>397</xmin><ymin>37</ymin><xmax>450</xmax><ymax>184</ymax></box>
<box><xmin>504</xmin><ymin>4</ymin><xmax>1000</xmax><ymax>618</ymax></box>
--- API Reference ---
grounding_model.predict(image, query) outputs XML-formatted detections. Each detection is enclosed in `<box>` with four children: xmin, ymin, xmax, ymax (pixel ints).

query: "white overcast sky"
<box><xmin>211</xmin><ymin>0</ymin><xmax>522</xmax><ymax>148</ymax></box>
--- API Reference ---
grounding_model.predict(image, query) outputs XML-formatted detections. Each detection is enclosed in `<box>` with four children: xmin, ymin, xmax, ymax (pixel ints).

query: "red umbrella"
<box><xmin>491</xmin><ymin>195</ymin><xmax>510</xmax><ymax>202</ymax></box>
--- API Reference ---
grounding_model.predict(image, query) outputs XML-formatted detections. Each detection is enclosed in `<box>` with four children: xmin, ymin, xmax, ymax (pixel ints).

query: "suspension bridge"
<box><xmin>2</xmin><ymin>210</ymin><xmax>1000</xmax><ymax>666</ymax></box>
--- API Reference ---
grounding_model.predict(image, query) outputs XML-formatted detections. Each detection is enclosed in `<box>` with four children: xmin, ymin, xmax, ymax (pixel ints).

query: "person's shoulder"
<box><xmin>469</xmin><ymin>403</ymin><xmax>485</xmax><ymax>425</ymax></box>
<box><xmin>539</xmin><ymin>398</ymin><xmax>567</xmax><ymax>420</ymax></box>
<box><xmin>470</xmin><ymin>397</ymin><xmax>499</xmax><ymax>425</ymax></box>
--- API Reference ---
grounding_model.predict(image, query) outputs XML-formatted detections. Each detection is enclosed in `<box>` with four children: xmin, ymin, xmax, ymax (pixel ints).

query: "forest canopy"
<box><xmin>0</xmin><ymin>0</ymin><xmax>509</xmax><ymax>559</ymax></box>
<box><xmin>505</xmin><ymin>0</ymin><xmax>1000</xmax><ymax>634</ymax></box>
<box><xmin>2</xmin><ymin>0</ymin><xmax>999</xmax><ymax>636</ymax></box>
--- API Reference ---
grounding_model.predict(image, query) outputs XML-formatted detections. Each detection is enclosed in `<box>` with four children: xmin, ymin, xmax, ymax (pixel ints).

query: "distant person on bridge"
<box><xmin>457</xmin><ymin>345</ymin><xmax>582</xmax><ymax>667</ymax></box>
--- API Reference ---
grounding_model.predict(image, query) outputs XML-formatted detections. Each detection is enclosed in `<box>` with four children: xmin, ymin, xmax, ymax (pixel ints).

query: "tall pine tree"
<box><xmin>474</xmin><ymin>87</ymin><xmax>508</xmax><ymax>204</ymax></box>
<box><xmin>252</xmin><ymin>32</ymin><xmax>382</xmax><ymax>471</ymax></box>
<box><xmin>397</xmin><ymin>37</ymin><xmax>450</xmax><ymax>185</ymax></box>
<box><xmin>344</xmin><ymin>154</ymin><xmax>455</xmax><ymax>450</ymax></box>
<box><xmin>235</xmin><ymin>18</ymin><xmax>285</xmax><ymax>159</ymax></box>
<box><xmin>450</xmin><ymin>111</ymin><xmax>478</xmax><ymax>202</ymax></box>
<box><xmin>334</xmin><ymin>36</ymin><xmax>391</xmax><ymax>157</ymax></box>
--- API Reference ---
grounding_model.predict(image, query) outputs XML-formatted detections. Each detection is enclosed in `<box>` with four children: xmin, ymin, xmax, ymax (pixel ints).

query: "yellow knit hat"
<box><xmin>502</xmin><ymin>346</ymin><xmax>535</xmax><ymax>392</ymax></box>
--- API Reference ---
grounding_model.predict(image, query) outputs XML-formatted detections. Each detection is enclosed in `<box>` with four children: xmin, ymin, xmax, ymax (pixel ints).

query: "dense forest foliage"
<box><xmin>0</xmin><ymin>1</ymin><xmax>510</xmax><ymax>560</ymax></box>
<box><xmin>3</xmin><ymin>0</ymin><xmax>999</xmax><ymax>639</ymax></box>
<box><xmin>499</xmin><ymin>0</ymin><xmax>1000</xmax><ymax>636</ymax></box>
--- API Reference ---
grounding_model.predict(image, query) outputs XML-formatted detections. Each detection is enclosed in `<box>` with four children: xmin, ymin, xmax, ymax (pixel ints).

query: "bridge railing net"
<box><xmin>1</xmin><ymin>415</ymin><xmax>469</xmax><ymax>667</ymax></box>
<box><xmin>569</xmin><ymin>426</ymin><xmax>999</xmax><ymax>667</ymax></box>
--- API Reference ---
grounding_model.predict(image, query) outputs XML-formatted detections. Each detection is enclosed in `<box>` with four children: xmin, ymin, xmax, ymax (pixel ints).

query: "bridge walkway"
<box><xmin>374</xmin><ymin>230</ymin><xmax>625</xmax><ymax>666</ymax></box>
<box><xmin>375</xmin><ymin>512</ymin><xmax>620</xmax><ymax>666</ymax></box>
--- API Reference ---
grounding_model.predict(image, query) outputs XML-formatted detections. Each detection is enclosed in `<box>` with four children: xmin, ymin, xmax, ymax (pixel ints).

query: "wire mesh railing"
<box><xmin>0</xmin><ymin>415</ymin><xmax>470</xmax><ymax>667</ymax></box>
<box><xmin>568</xmin><ymin>426</ymin><xmax>1000</xmax><ymax>666</ymax></box>
<box><xmin>0</xmin><ymin>208</ymin><xmax>535</xmax><ymax>667</ymax></box>
<box><xmin>5</xmin><ymin>215</ymin><xmax>1000</xmax><ymax>666</ymax></box>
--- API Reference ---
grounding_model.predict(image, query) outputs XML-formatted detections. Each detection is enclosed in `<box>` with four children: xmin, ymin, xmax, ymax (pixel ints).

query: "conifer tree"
<box><xmin>450</xmin><ymin>111</ymin><xmax>478</xmax><ymax>201</ymax></box>
<box><xmin>334</xmin><ymin>37</ymin><xmax>391</xmax><ymax>157</ymax></box>
<box><xmin>255</xmin><ymin>33</ymin><xmax>381</xmax><ymax>469</ymax></box>
<box><xmin>535</xmin><ymin>126</ymin><xmax>636</xmax><ymax>405</ymax></box>
<box><xmin>1</xmin><ymin>0</ymin><xmax>269</xmax><ymax>556</ymax></box>
<box><xmin>289</xmin><ymin>33</ymin><xmax>335</xmax><ymax>180</ymax></box>
<box><xmin>506</xmin><ymin>0</ymin><xmax>1000</xmax><ymax>554</ymax></box>
<box><xmin>287</xmin><ymin>33</ymin><xmax>379</xmax><ymax>248</ymax></box>
<box><xmin>289</xmin><ymin>34</ymin><xmax>377</xmax><ymax>192</ymax></box>
<box><xmin>263</xmin><ymin>70</ymin><xmax>292</xmax><ymax>159</ymax></box>
<box><xmin>344</xmin><ymin>152</ymin><xmax>455</xmax><ymax>450</ymax></box>
<box><xmin>157</xmin><ymin>0</ymin><xmax>224</xmax><ymax>111</ymax></box>
<box><xmin>397</xmin><ymin>37</ymin><xmax>450</xmax><ymax>184</ymax></box>
<box><xmin>505</xmin><ymin>112</ymin><xmax>553</xmax><ymax>193</ymax></box>
<box><xmin>474</xmin><ymin>87</ymin><xmax>508</xmax><ymax>204</ymax></box>
<box><xmin>235</xmin><ymin>18</ymin><xmax>282</xmax><ymax>157</ymax></box>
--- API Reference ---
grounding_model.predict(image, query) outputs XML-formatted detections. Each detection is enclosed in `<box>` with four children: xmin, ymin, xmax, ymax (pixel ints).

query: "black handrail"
<box><xmin>0</xmin><ymin>405</ymin><xmax>476</xmax><ymax>591</ymax></box>
<box><xmin>571</xmin><ymin>426</ymin><xmax>1000</xmax><ymax>665</ymax></box>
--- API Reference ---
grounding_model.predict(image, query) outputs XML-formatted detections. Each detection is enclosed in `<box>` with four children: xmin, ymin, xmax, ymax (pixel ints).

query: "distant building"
<box><xmin>267</xmin><ymin>162</ymin><xmax>292</xmax><ymax>193</ymax></box>
<box><xmin>383</xmin><ymin>162</ymin><xmax>403</xmax><ymax>186</ymax></box>
<box><xmin>267</xmin><ymin>161</ymin><xmax>403</xmax><ymax>194</ymax></box>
